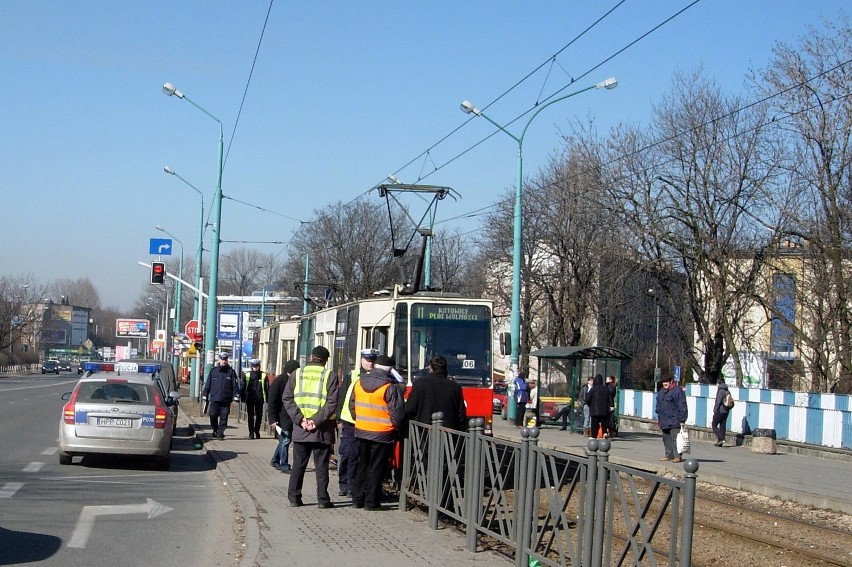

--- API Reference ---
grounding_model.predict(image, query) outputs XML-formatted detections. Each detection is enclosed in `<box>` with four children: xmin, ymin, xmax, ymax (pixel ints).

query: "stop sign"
<box><xmin>185</xmin><ymin>319</ymin><xmax>200</xmax><ymax>336</ymax></box>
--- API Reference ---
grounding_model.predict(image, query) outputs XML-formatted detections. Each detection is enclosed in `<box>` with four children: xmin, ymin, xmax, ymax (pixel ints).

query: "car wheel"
<box><xmin>59</xmin><ymin>452</ymin><xmax>72</xmax><ymax>465</ymax></box>
<box><xmin>501</xmin><ymin>407</ymin><xmax>507</xmax><ymax>421</ymax></box>
<box><xmin>42</xmin><ymin>370</ymin><xmax>46</xmax><ymax>374</ymax></box>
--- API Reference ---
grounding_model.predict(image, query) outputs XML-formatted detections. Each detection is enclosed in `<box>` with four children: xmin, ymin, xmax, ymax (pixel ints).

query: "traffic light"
<box><xmin>150</xmin><ymin>262</ymin><xmax>166</xmax><ymax>285</ymax></box>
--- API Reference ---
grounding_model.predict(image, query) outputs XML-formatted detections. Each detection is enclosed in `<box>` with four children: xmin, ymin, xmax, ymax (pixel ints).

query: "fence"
<box><xmin>400</xmin><ymin>413</ymin><xmax>698</xmax><ymax>567</ymax></box>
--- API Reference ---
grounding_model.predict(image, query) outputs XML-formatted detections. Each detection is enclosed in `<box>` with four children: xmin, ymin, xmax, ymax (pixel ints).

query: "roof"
<box><xmin>528</xmin><ymin>346</ymin><xmax>632</xmax><ymax>361</ymax></box>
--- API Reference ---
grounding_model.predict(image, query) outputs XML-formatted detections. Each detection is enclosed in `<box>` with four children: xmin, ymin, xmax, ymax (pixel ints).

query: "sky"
<box><xmin>1</xmin><ymin>0</ymin><xmax>847</xmax><ymax>312</ymax></box>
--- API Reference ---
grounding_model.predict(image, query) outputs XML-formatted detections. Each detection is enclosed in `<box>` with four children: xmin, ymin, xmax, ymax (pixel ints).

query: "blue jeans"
<box><xmin>271</xmin><ymin>430</ymin><xmax>291</xmax><ymax>470</ymax></box>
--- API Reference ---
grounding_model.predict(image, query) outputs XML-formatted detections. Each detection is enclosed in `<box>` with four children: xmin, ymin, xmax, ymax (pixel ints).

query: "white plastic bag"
<box><xmin>676</xmin><ymin>426</ymin><xmax>690</xmax><ymax>454</ymax></box>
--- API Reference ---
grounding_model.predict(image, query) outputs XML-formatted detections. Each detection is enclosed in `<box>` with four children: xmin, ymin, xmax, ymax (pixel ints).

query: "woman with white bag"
<box><xmin>656</xmin><ymin>375</ymin><xmax>688</xmax><ymax>463</ymax></box>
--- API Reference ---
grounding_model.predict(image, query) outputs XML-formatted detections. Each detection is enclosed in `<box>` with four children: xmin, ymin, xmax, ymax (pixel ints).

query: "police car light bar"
<box><xmin>82</xmin><ymin>362</ymin><xmax>161</xmax><ymax>374</ymax></box>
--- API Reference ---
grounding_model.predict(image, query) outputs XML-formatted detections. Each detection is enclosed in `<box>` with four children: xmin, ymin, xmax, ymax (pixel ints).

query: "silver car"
<box><xmin>58</xmin><ymin>361</ymin><xmax>180</xmax><ymax>469</ymax></box>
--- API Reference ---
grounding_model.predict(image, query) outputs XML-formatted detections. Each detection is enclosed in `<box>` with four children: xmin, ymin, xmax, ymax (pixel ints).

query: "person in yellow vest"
<box><xmin>337</xmin><ymin>348</ymin><xmax>377</xmax><ymax>497</ymax></box>
<box><xmin>242</xmin><ymin>359</ymin><xmax>268</xmax><ymax>439</ymax></box>
<box><xmin>350</xmin><ymin>354</ymin><xmax>404</xmax><ymax>511</ymax></box>
<box><xmin>282</xmin><ymin>346</ymin><xmax>339</xmax><ymax>509</ymax></box>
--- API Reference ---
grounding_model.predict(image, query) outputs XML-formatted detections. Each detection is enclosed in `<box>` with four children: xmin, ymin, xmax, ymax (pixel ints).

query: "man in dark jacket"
<box><xmin>404</xmin><ymin>355</ymin><xmax>467</xmax><ymax>432</ymax></box>
<box><xmin>242</xmin><ymin>359</ymin><xmax>268</xmax><ymax>439</ymax></box>
<box><xmin>283</xmin><ymin>346</ymin><xmax>338</xmax><ymax>509</ymax></box>
<box><xmin>656</xmin><ymin>376</ymin><xmax>688</xmax><ymax>462</ymax></box>
<box><xmin>202</xmin><ymin>353</ymin><xmax>240</xmax><ymax>439</ymax></box>
<box><xmin>712</xmin><ymin>380</ymin><xmax>732</xmax><ymax>447</ymax></box>
<box><xmin>350</xmin><ymin>354</ymin><xmax>404</xmax><ymax>510</ymax></box>
<box><xmin>584</xmin><ymin>374</ymin><xmax>611</xmax><ymax>438</ymax></box>
<box><xmin>337</xmin><ymin>348</ymin><xmax>377</xmax><ymax>496</ymax></box>
<box><xmin>268</xmin><ymin>359</ymin><xmax>299</xmax><ymax>472</ymax></box>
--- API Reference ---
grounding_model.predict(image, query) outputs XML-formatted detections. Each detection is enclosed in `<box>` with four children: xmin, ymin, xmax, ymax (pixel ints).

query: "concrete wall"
<box><xmin>619</xmin><ymin>385</ymin><xmax>852</xmax><ymax>450</ymax></box>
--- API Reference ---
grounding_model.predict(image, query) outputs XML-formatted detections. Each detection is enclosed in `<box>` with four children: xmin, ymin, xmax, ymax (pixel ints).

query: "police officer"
<box><xmin>242</xmin><ymin>359</ymin><xmax>269</xmax><ymax>439</ymax></box>
<box><xmin>202</xmin><ymin>353</ymin><xmax>240</xmax><ymax>439</ymax></box>
<box><xmin>337</xmin><ymin>348</ymin><xmax>377</xmax><ymax>497</ymax></box>
<box><xmin>283</xmin><ymin>346</ymin><xmax>339</xmax><ymax>509</ymax></box>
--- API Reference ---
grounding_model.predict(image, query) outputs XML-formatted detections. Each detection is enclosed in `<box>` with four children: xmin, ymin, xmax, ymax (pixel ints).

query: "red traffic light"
<box><xmin>151</xmin><ymin>262</ymin><xmax>166</xmax><ymax>285</ymax></box>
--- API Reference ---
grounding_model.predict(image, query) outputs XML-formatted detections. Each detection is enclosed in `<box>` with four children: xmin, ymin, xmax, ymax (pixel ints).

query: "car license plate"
<box><xmin>98</xmin><ymin>418</ymin><xmax>132</xmax><ymax>427</ymax></box>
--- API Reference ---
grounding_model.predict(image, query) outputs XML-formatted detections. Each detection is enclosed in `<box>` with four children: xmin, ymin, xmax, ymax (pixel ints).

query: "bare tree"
<box><xmin>605</xmin><ymin>70</ymin><xmax>781</xmax><ymax>385</ymax></box>
<box><xmin>755</xmin><ymin>16</ymin><xmax>852</xmax><ymax>392</ymax></box>
<box><xmin>48</xmin><ymin>277</ymin><xmax>101</xmax><ymax>309</ymax></box>
<box><xmin>219</xmin><ymin>248</ymin><xmax>280</xmax><ymax>296</ymax></box>
<box><xmin>429</xmin><ymin>226</ymin><xmax>478</xmax><ymax>294</ymax></box>
<box><xmin>0</xmin><ymin>275</ymin><xmax>49</xmax><ymax>363</ymax></box>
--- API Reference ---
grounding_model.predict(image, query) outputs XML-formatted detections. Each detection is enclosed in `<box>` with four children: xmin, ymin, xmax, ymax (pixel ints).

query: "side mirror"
<box><xmin>499</xmin><ymin>332</ymin><xmax>511</xmax><ymax>356</ymax></box>
<box><xmin>61</xmin><ymin>392</ymin><xmax>71</xmax><ymax>401</ymax></box>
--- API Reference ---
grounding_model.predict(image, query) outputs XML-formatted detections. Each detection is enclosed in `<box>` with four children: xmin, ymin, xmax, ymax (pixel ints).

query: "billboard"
<box><xmin>39</xmin><ymin>329</ymin><xmax>67</xmax><ymax>345</ymax></box>
<box><xmin>116</xmin><ymin>319</ymin><xmax>150</xmax><ymax>338</ymax></box>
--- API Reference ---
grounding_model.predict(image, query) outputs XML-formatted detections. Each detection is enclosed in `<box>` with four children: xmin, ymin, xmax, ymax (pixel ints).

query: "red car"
<box><xmin>492</xmin><ymin>381</ymin><xmax>508</xmax><ymax>417</ymax></box>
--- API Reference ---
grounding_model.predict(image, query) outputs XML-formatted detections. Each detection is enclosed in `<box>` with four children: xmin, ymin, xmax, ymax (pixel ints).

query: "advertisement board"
<box><xmin>115</xmin><ymin>319</ymin><xmax>150</xmax><ymax>338</ymax></box>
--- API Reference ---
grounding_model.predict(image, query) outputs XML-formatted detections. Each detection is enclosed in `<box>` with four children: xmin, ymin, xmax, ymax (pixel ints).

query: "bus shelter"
<box><xmin>529</xmin><ymin>345</ymin><xmax>632</xmax><ymax>433</ymax></box>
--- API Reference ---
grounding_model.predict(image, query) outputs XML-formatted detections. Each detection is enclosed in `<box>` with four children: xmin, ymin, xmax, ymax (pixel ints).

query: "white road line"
<box><xmin>23</xmin><ymin>462</ymin><xmax>44</xmax><ymax>473</ymax></box>
<box><xmin>42</xmin><ymin>447</ymin><xmax>59</xmax><ymax>455</ymax></box>
<box><xmin>0</xmin><ymin>482</ymin><xmax>24</xmax><ymax>498</ymax></box>
<box><xmin>68</xmin><ymin>499</ymin><xmax>172</xmax><ymax>548</ymax></box>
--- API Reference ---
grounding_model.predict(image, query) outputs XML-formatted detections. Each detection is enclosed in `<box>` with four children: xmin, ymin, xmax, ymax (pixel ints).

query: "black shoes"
<box><xmin>249</xmin><ymin>432</ymin><xmax>255</xmax><ymax>439</ymax></box>
<box><xmin>352</xmin><ymin>500</ymin><xmax>364</xmax><ymax>509</ymax></box>
<box><xmin>289</xmin><ymin>500</ymin><xmax>304</xmax><ymax>508</ymax></box>
<box><xmin>317</xmin><ymin>502</ymin><xmax>335</xmax><ymax>509</ymax></box>
<box><xmin>339</xmin><ymin>489</ymin><xmax>349</xmax><ymax>497</ymax></box>
<box><xmin>215</xmin><ymin>433</ymin><xmax>225</xmax><ymax>440</ymax></box>
<box><xmin>364</xmin><ymin>505</ymin><xmax>382</xmax><ymax>511</ymax></box>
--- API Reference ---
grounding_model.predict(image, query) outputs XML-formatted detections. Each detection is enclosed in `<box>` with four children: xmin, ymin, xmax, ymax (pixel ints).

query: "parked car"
<box><xmin>58</xmin><ymin>361</ymin><xmax>180</xmax><ymax>469</ymax></box>
<box><xmin>42</xmin><ymin>360</ymin><xmax>60</xmax><ymax>374</ymax></box>
<box><xmin>58</xmin><ymin>360</ymin><xmax>72</xmax><ymax>372</ymax></box>
<box><xmin>120</xmin><ymin>358</ymin><xmax>179</xmax><ymax>432</ymax></box>
<box><xmin>492</xmin><ymin>381</ymin><xmax>508</xmax><ymax>415</ymax></box>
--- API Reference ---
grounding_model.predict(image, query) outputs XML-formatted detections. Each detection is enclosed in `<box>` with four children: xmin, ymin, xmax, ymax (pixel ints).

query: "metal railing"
<box><xmin>400</xmin><ymin>412</ymin><xmax>698</xmax><ymax>566</ymax></box>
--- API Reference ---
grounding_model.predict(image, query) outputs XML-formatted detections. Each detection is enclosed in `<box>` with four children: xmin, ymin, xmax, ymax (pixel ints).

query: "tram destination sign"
<box><xmin>412</xmin><ymin>304</ymin><xmax>488</xmax><ymax>321</ymax></box>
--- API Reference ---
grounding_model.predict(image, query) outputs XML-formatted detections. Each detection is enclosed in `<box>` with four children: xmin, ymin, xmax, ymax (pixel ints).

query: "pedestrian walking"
<box><xmin>268</xmin><ymin>359</ymin><xmax>299</xmax><ymax>472</ymax></box>
<box><xmin>337</xmin><ymin>348</ymin><xmax>377</xmax><ymax>496</ymax></box>
<box><xmin>584</xmin><ymin>374</ymin><xmax>611</xmax><ymax>438</ymax></box>
<box><xmin>201</xmin><ymin>353</ymin><xmax>241</xmax><ymax>439</ymax></box>
<box><xmin>242</xmin><ymin>359</ymin><xmax>268</xmax><ymax>439</ymax></box>
<box><xmin>351</xmin><ymin>354</ymin><xmax>404</xmax><ymax>511</ymax></box>
<box><xmin>283</xmin><ymin>346</ymin><xmax>338</xmax><ymax>508</ymax></box>
<box><xmin>712</xmin><ymin>379</ymin><xmax>732</xmax><ymax>446</ymax></box>
<box><xmin>512</xmin><ymin>370</ymin><xmax>529</xmax><ymax>427</ymax></box>
<box><xmin>404</xmin><ymin>355</ymin><xmax>467</xmax><ymax>431</ymax></box>
<box><xmin>656</xmin><ymin>376</ymin><xmax>688</xmax><ymax>463</ymax></box>
<box><xmin>606</xmin><ymin>375</ymin><xmax>618</xmax><ymax>437</ymax></box>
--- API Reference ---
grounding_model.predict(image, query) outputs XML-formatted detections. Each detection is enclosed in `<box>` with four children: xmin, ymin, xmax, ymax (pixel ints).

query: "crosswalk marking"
<box><xmin>42</xmin><ymin>447</ymin><xmax>58</xmax><ymax>455</ymax></box>
<box><xmin>23</xmin><ymin>462</ymin><xmax>44</xmax><ymax>473</ymax></box>
<box><xmin>0</xmin><ymin>482</ymin><xmax>23</xmax><ymax>498</ymax></box>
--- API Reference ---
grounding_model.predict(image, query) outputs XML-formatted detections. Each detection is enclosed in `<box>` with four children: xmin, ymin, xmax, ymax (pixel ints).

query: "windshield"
<box><xmin>396</xmin><ymin>302</ymin><xmax>492</xmax><ymax>388</ymax></box>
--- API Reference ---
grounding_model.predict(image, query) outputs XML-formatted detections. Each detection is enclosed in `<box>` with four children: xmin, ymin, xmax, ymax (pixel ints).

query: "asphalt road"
<box><xmin>0</xmin><ymin>371</ymin><xmax>238</xmax><ymax>567</ymax></box>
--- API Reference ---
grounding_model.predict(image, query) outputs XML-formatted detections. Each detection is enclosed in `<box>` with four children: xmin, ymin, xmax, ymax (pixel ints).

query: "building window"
<box><xmin>770</xmin><ymin>273</ymin><xmax>796</xmax><ymax>358</ymax></box>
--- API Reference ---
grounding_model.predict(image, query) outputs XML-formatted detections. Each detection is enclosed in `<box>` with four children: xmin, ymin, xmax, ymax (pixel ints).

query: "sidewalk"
<box><xmin>178</xmin><ymin>395</ymin><xmax>508</xmax><ymax>567</ymax></box>
<box><xmin>491</xmin><ymin>418</ymin><xmax>852</xmax><ymax>515</ymax></box>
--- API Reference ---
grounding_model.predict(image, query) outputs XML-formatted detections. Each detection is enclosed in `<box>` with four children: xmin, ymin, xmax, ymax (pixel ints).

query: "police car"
<box><xmin>58</xmin><ymin>361</ymin><xmax>180</xmax><ymax>469</ymax></box>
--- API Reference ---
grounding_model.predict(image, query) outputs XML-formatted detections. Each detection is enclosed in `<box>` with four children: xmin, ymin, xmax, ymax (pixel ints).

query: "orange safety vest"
<box><xmin>353</xmin><ymin>381</ymin><xmax>393</xmax><ymax>433</ymax></box>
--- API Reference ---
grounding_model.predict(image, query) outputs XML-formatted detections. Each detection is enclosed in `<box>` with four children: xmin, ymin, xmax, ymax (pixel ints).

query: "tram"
<box><xmin>258</xmin><ymin>287</ymin><xmax>495</xmax><ymax>434</ymax></box>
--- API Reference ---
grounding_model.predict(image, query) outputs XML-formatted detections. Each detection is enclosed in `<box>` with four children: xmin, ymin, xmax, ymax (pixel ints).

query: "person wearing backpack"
<box><xmin>712</xmin><ymin>379</ymin><xmax>734</xmax><ymax>447</ymax></box>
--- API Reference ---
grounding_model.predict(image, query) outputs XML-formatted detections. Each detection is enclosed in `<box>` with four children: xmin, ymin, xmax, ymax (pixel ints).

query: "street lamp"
<box><xmin>648</xmin><ymin>288</ymin><xmax>661</xmax><ymax>387</ymax></box>
<box><xmin>460</xmin><ymin>77</ymin><xmax>617</xmax><ymax>391</ymax></box>
<box><xmin>163</xmin><ymin>166</ymin><xmax>205</xmax><ymax>399</ymax></box>
<box><xmin>163</xmin><ymin>82</ymin><xmax>224</xmax><ymax>382</ymax></box>
<box><xmin>156</xmin><ymin>225</ymin><xmax>184</xmax><ymax>375</ymax></box>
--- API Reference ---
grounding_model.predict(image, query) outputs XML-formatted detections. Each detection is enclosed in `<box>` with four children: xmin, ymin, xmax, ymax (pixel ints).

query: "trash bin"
<box><xmin>751</xmin><ymin>428</ymin><xmax>777</xmax><ymax>454</ymax></box>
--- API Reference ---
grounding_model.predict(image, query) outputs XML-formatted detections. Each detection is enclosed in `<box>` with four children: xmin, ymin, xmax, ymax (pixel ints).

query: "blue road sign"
<box><xmin>149</xmin><ymin>238</ymin><xmax>173</xmax><ymax>255</ymax></box>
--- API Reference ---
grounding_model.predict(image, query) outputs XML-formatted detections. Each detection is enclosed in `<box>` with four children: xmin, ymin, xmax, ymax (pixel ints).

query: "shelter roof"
<box><xmin>528</xmin><ymin>346</ymin><xmax>631</xmax><ymax>360</ymax></box>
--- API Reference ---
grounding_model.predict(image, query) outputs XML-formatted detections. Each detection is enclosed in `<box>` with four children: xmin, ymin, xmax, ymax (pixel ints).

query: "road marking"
<box><xmin>23</xmin><ymin>462</ymin><xmax>44</xmax><ymax>473</ymax></box>
<box><xmin>42</xmin><ymin>447</ymin><xmax>58</xmax><ymax>455</ymax></box>
<box><xmin>68</xmin><ymin>498</ymin><xmax>173</xmax><ymax>548</ymax></box>
<box><xmin>0</xmin><ymin>380</ymin><xmax>78</xmax><ymax>392</ymax></box>
<box><xmin>0</xmin><ymin>483</ymin><xmax>24</xmax><ymax>498</ymax></box>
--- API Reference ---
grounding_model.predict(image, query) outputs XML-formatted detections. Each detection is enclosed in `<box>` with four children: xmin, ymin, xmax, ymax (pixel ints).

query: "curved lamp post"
<box><xmin>163</xmin><ymin>82</ymin><xmax>223</xmax><ymax>382</ymax></box>
<box><xmin>164</xmin><ymin>165</ymin><xmax>206</xmax><ymax>400</ymax></box>
<box><xmin>460</xmin><ymin>77</ymin><xmax>617</xmax><ymax>407</ymax></box>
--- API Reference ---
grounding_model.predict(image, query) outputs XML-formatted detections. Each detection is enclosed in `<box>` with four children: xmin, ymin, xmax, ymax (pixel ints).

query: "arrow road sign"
<box><xmin>149</xmin><ymin>238</ymin><xmax>173</xmax><ymax>256</ymax></box>
<box><xmin>68</xmin><ymin>498</ymin><xmax>172</xmax><ymax>548</ymax></box>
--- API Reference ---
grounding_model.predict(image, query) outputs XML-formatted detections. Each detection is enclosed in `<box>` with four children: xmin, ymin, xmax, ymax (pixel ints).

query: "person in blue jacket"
<box><xmin>202</xmin><ymin>353</ymin><xmax>241</xmax><ymax>440</ymax></box>
<box><xmin>655</xmin><ymin>375</ymin><xmax>688</xmax><ymax>462</ymax></box>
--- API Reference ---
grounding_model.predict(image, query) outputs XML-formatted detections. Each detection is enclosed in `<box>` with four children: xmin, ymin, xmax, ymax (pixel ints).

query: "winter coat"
<box><xmin>283</xmin><ymin>362</ymin><xmax>339</xmax><ymax>444</ymax></box>
<box><xmin>202</xmin><ymin>364</ymin><xmax>240</xmax><ymax>403</ymax></box>
<box><xmin>241</xmin><ymin>370</ymin><xmax>268</xmax><ymax>404</ymax></box>
<box><xmin>656</xmin><ymin>383</ymin><xmax>688</xmax><ymax>429</ymax></box>
<box><xmin>584</xmin><ymin>375</ymin><xmax>611</xmax><ymax>417</ymax></box>
<box><xmin>404</xmin><ymin>370</ymin><xmax>467</xmax><ymax>432</ymax></box>
<box><xmin>267</xmin><ymin>371</ymin><xmax>293</xmax><ymax>433</ymax></box>
<box><xmin>350</xmin><ymin>367</ymin><xmax>405</xmax><ymax>444</ymax></box>
<box><xmin>713</xmin><ymin>383</ymin><xmax>731</xmax><ymax>417</ymax></box>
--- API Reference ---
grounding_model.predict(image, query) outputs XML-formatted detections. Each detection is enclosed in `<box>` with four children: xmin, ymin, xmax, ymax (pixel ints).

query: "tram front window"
<box><xmin>406</xmin><ymin>303</ymin><xmax>492</xmax><ymax>388</ymax></box>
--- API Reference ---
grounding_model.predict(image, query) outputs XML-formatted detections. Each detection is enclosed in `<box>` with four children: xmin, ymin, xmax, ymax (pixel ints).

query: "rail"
<box><xmin>400</xmin><ymin>413</ymin><xmax>699</xmax><ymax>566</ymax></box>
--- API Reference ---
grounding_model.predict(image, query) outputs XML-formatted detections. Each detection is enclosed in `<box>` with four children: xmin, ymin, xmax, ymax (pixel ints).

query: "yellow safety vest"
<box><xmin>243</xmin><ymin>371</ymin><xmax>268</xmax><ymax>401</ymax></box>
<box><xmin>339</xmin><ymin>367</ymin><xmax>361</xmax><ymax>424</ymax></box>
<box><xmin>293</xmin><ymin>365</ymin><xmax>332</xmax><ymax>419</ymax></box>
<box><xmin>353</xmin><ymin>381</ymin><xmax>393</xmax><ymax>433</ymax></box>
